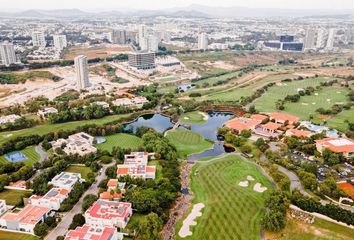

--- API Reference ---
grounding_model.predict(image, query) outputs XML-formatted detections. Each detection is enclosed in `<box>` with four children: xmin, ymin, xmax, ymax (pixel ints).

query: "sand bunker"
<box><xmin>178</xmin><ymin>203</ymin><xmax>205</xmax><ymax>238</ymax></box>
<box><xmin>200</xmin><ymin>112</ymin><xmax>209</xmax><ymax>121</ymax></box>
<box><xmin>253</xmin><ymin>183</ymin><xmax>267</xmax><ymax>193</ymax></box>
<box><xmin>312</xmin><ymin>102</ymin><xmax>316</xmax><ymax>105</ymax></box>
<box><xmin>239</xmin><ymin>181</ymin><xmax>249</xmax><ymax>187</ymax></box>
<box><xmin>302</xmin><ymin>103</ymin><xmax>309</xmax><ymax>106</ymax></box>
<box><xmin>184</xmin><ymin>117</ymin><xmax>189</xmax><ymax>120</ymax></box>
<box><xmin>337</xmin><ymin>91</ymin><xmax>341</xmax><ymax>94</ymax></box>
<box><xmin>314</xmin><ymin>93</ymin><xmax>319</xmax><ymax>96</ymax></box>
<box><xmin>247</xmin><ymin>175</ymin><xmax>255</xmax><ymax>181</ymax></box>
<box><xmin>327</xmin><ymin>99</ymin><xmax>331</xmax><ymax>102</ymax></box>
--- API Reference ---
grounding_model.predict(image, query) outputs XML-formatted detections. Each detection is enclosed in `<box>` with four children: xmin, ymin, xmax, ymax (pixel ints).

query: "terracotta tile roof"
<box><xmin>100</xmin><ymin>191</ymin><xmax>122</xmax><ymax>200</ymax></box>
<box><xmin>269</xmin><ymin>112</ymin><xmax>300</xmax><ymax>123</ymax></box>
<box><xmin>225</xmin><ymin>118</ymin><xmax>261</xmax><ymax>132</ymax></box>
<box><xmin>287</xmin><ymin>129</ymin><xmax>312</xmax><ymax>138</ymax></box>
<box><xmin>85</xmin><ymin>200</ymin><xmax>131</xmax><ymax>220</ymax></box>
<box><xmin>107</xmin><ymin>179</ymin><xmax>119</xmax><ymax>188</ymax></box>
<box><xmin>316</xmin><ymin>138</ymin><xmax>354</xmax><ymax>153</ymax></box>
<box><xmin>262</xmin><ymin>122</ymin><xmax>282</xmax><ymax>130</ymax></box>
<box><xmin>117</xmin><ymin>167</ymin><xmax>129</xmax><ymax>175</ymax></box>
<box><xmin>250</xmin><ymin>114</ymin><xmax>268</xmax><ymax>121</ymax></box>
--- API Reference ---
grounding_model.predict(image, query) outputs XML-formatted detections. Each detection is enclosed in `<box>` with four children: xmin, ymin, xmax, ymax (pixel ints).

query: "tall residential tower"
<box><xmin>53</xmin><ymin>35</ymin><xmax>67</xmax><ymax>50</ymax></box>
<box><xmin>32</xmin><ymin>31</ymin><xmax>46</xmax><ymax>48</ymax></box>
<box><xmin>198</xmin><ymin>33</ymin><xmax>208</xmax><ymax>50</ymax></box>
<box><xmin>74</xmin><ymin>55</ymin><xmax>90</xmax><ymax>89</ymax></box>
<box><xmin>0</xmin><ymin>42</ymin><xmax>17</xmax><ymax>66</ymax></box>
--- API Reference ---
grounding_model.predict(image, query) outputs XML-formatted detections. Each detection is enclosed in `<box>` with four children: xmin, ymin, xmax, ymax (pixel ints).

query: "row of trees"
<box><xmin>0</xmin><ymin>117</ymin><xmax>37</xmax><ymax>132</ymax></box>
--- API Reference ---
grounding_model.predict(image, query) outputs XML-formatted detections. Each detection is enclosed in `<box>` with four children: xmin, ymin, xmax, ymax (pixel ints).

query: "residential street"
<box><xmin>45</xmin><ymin>162</ymin><xmax>115</xmax><ymax>240</ymax></box>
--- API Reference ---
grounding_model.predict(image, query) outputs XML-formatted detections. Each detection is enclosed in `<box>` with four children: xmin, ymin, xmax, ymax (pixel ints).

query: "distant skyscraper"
<box><xmin>109</xmin><ymin>30</ymin><xmax>126</xmax><ymax>44</ymax></box>
<box><xmin>304</xmin><ymin>28</ymin><xmax>316</xmax><ymax>50</ymax></box>
<box><xmin>326</xmin><ymin>28</ymin><xmax>335</xmax><ymax>50</ymax></box>
<box><xmin>198</xmin><ymin>33</ymin><xmax>208</xmax><ymax>50</ymax></box>
<box><xmin>148</xmin><ymin>35</ymin><xmax>159</xmax><ymax>52</ymax></box>
<box><xmin>316</xmin><ymin>28</ymin><xmax>327</xmax><ymax>49</ymax></box>
<box><xmin>32</xmin><ymin>31</ymin><xmax>46</xmax><ymax>48</ymax></box>
<box><xmin>344</xmin><ymin>27</ymin><xmax>353</xmax><ymax>44</ymax></box>
<box><xmin>74</xmin><ymin>55</ymin><xmax>90</xmax><ymax>89</ymax></box>
<box><xmin>0</xmin><ymin>42</ymin><xmax>17</xmax><ymax>66</ymax></box>
<box><xmin>53</xmin><ymin>35</ymin><xmax>67</xmax><ymax>50</ymax></box>
<box><xmin>138</xmin><ymin>25</ymin><xmax>147</xmax><ymax>45</ymax></box>
<box><xmin>139</xmin><ymin>37</ymin><xmax>149</xmax><ymax>51</ymax></box>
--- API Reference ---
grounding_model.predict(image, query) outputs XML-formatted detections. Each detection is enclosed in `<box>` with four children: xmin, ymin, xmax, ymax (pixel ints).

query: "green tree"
<box><xmin>34</xmin><ymin>222</ymin><xmax>49</xmax><ymax>237</ymax></box>
<box><xmin>135</xmin><ymin>213</ymin><xmax>163</xmax><ymax>240</ymax></box>
<box><xmin>69</xmin><ymin>214</ymin><xmax>85</xmax><ymax>230</ymax></box>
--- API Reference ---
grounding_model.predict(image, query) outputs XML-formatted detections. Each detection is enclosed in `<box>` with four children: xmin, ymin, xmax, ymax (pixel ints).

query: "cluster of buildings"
<box><xmin>112</xmin><ymin>96</ymin><xmax>149</xmax><ymax>109</ymax></box>
<box><xmin>51</xmin><ymin>132</ymin><xmax>97</xmax><ymax>156</ymax></box>
<box><xmin>225</xmin><ymin>112</ymin><xmax>354</xmax><ymax>159</ymax></box>
<box><xmin>117</xmin><ymin>152</ymin><xmax>156</xmax><ymax>179</ymax></box>
<box><xmin>304</xmin><ymin>27</ymin><xmax>336</xmax><ymax>51</ymax></box>
<box><xmin>0</xmin><ymin>114</ymin><xmax>21</xmax><ymax>125</ymax></box>
<box><xmin>0</xmin><ymin>172</ymin><xmax>84</xmax><ymax>234</ymax></box>
<box><xmin>263</xmin><ymin>35</ymin><xmax>304</xmax><ymax>52</ymax></box>
<box><xmin>37</xmin><ymin>107</ymin><xmax>58</xmax><ymax>118</ymax></box>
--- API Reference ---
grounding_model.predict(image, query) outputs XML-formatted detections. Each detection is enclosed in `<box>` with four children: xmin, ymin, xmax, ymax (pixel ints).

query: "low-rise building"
<box><xmin>29</xmin><ymin>188</ymin><xmax>69</xmax><ymax>211</ymax></box>
<box><xmin>254</xmin><ymin>122</ymin><xmax>282</xmax><ymax>138</ymax></box>
<box><xmin>51</xmin><ymin>132</ymin><xmax>97</xmax><ymax>156</ymax></box>
<box><xmin>37</xmin><ymin>107</ymin><xmax>58</xmax><ymax>118</ymax></box>
<box><xmin>285</xmin><ymin>129</ymin><xmax>312</xmax><ymax>138</ymax></box>
<box><xmin>225</xmin><ymin>117</ymin><xmax>261</xmax><ymax>133</ymax></box>
<box><xmin>269</xmin><ymin>112</ymin><xmax>300</xmax><ymax>125</ymax></box>
<box><xmin>65</xmin><ymin>224</ymin><xmax>123</xmax><ymax>240</ymax></box>
<box><xmin>0</xmin><ymin>200</ymin><xmax>7</xmax><ymax>216</ymax></box>
<box><xmin>49</xmin><ymin>172</ymin><xmax>84</xmax><ymax>191</ymax></box>
<box><xmin>0</xmin><ymin>114</ymin><xmax>21</xmax><ymax>125</ymax></box>
<box><xmin>117</xmin><ymin>152</ymin><xmax>156</xmax><ymax>179</ymax></box>
<box><xmin>84</xmin><ymin>200</ymin><xmax>132</xmax><ymax>229</ymax></box>
<box><xmin>315</xmin><ymin>138</ymin><xmax>354</xmax><ymax>158</ymax></box>
<box><xmin>0</xmin><ymin>205</ymin><xmax>51</xmax><ymax>234</ymax></box>
<box><xmin>112</xmin><ymin>96</ymin><xmax>148</xmax><ymax>109</ymax></box>
<box><xmin>100</xmin><ymin>180</ymin><xmax>126</xmax><ymax>201</ymax></box>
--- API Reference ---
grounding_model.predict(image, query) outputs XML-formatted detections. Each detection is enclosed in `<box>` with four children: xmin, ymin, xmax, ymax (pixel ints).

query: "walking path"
<box><xmin>35</xmin><ymin>143</ymin><xmax>48</xmax><ymax>162</ymax></box>
<box><xmin>45</xmin><ymin>162</ymin><xmax>115</xmax><ymax>240</ymax></box>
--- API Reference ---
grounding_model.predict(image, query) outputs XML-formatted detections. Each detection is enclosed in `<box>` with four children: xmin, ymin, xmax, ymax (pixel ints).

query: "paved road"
<box><xmin>35</xmin><ymin>143</ymin><xmax>48</xmax><ymax>162</ymax></box>
<box><xmin>277</xmin><ymin>165</ymin><xmax>312</xmax><ymax>197</ymax></box>
<box><xmin>45</xmin><ymin>162</ymin><xmax>115</xmax><ymax>240</ymax></box>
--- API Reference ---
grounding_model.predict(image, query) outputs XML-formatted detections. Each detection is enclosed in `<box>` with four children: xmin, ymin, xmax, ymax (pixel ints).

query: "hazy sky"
<box><xmin>0</xmin><ymin>0</ymin><xmax>351</xmax><ymax>11</ymax></box>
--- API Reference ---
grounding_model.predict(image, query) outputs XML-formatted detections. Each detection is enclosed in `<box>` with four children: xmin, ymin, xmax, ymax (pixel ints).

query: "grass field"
<box><xmin>266</xmin><ymin>216</ymin><xmax>354</xmax><ymax>240</ymax></box>
<box><xmin>202</xmin><ymin>87</ymin><xmax>254</xmax><ymax>102</ymax></box>
<box><xmin>0</xmin><ymin>146</ymin><xmax>39</xmax><ymax>166</ymax></box>
<box><xmin>253</xmin><ymin>77</ymin><xmax>340</xmax><ymax>114</ymax></box>
<box><xmin>166</xmin><ymin>129</ymin><xmax>213</xmax><ymax>157</ymax></box>
<box><xmin>282</xmin><ymin>88</ymin><xmax>350</xmax><ymax>120</ymax></box>
<box><xmin>0</xmin><ymin>189</ymin><xmax>32</xmax><ymax>206</ymax></box>
<box><xmin>148</xmin><ymin>160</ymin><xmax>162</xmax><ymax>180</ymax></box>
<box><xmin>0</xmin><ymin>231</ymin><xmax>39</xmax><ymax>240</ymax></box>
<box><xmin>194</xmin><ymin>70</ymin><xmax>241</xmax><ymax>87</ymax></box>
<box><xmin>327</xmin><ymin>107</ymin><xmax>354</xmax><ymax>132</ymax></box>
<box><xmin>95</xmin><ymin>133</ymin><xmax>142</xmax><ymax>152</ymax></box>
<box><xmin>0</xmin><ymin>114</ymin><xmax>130</xmax><ymax>145</ymax></box>
<box><xmin>65</xmin><ymin>165</ymin><xmax>93</xmax><ymax>181</ymax></box>
<box><xmin>180</xmin><ymin>111</ymin><xmax>207</xmax><ymax>124</ymax></box>
<box><xmin>175</xmin><ymin>155</ymin><xmax>273</xmax><ymax>240</ymax></box>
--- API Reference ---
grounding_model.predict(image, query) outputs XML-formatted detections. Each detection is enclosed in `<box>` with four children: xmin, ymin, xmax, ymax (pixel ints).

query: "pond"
<box><xmin>124</xmin><ymin>114</ymin><xmax>174</xmax><ymax>133</ymax></box>
<box><xmin>124</xmin><ymin>111</ymin><xmax>235</xmax><ymax>161</ymax></box>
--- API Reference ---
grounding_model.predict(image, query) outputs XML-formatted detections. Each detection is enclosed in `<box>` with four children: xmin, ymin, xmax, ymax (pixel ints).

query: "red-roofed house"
<box><xmin>269</xmin><ymin>112</ymin><xmax>300</xmax><ymax>125</ymax></box>
<box><xmin>250</xmin><ymin>114</ymin><xmax>268</xmax><ymax>121</ymax></box>
<box><xmin>315</xmin><ymin>138</ymin><xmax>354</xmax><ymax>158</ymax></box>
<box><xmin>224</xmin><ymin>118</ymin><xmax>261</xmax><ymax>133</ymax></box>
<box><xmin>29</xmin><ymin>188</ymin><xmax>69</xmax><ymax>211</ymax></box>
<box><xmin>84</xmin><ymin>200</ymin><xmax>132</xmax><ymax>229</ymax></box>
<box><xmin>99</xmin><ymin>191</ymin><xmax>122</xmax><ymax>201</ymax></box>
<box><xmin>117</xmin><ymin>152</ymin><xmax>156</xmax><ymax>179</ymax></box>
<box><xmin>0</xmin><ymin>205</ymin><xmax>51</xmax><ymax>234</ymax></box>
<box><xmin>285</xmin><ymin>129</ymin><xmax>312</xmax><ymax>138</ymax></box>
<box><xmin>65</xmin><ymin>224</ymin><xmax>123</xmax><ymax>240</ymax></box>
<box><xmin>254</xmin><ymin>122</ymin><xmax>282</xmax><ymax>138</ymax></box>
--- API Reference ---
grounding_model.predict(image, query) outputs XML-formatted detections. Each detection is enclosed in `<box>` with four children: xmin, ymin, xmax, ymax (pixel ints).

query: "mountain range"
<box><xmin>1</xmin><ymin>5</ymin><xmax>353</xmax><ymax>19</ymax></box>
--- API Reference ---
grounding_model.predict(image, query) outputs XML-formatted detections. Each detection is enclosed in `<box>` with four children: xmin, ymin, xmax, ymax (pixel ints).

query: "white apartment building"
<box><xmin>0</xmin><ymin>42</ymin><xmax>17</xmax><ymax>66</ymax></box>
<box><xmin>148</xmin><ymin>35</ymin><xmax>159</xmax><ymax>52</ymax></box>
<box><xmin>49</xmin><ymin>172</ymin><xmax>84</xmax><ymax>191</ymax></box>
<box><xmin>304</xmin><ymin>28</ymin><xmax>316</xmax><ymax>50</ymax></box>
<box><xmin>84</xmin><ymin>200</ymin><xmax>132</xmax><ymax>229</ymax></box>
<box><xmin>326</xmin><ymin>28</ymin><xmax>335</xmax><ymax>50</ymax></box>
<box><xmin>316</xmin><ymin>28</ymin><xmax>328</xmax><ymax>49</ymax></box>
<box><xmin>53</xmin><ymin>34</ymin><xmax>67</xmax><ymax>50</ymax></box>
<box><xmin>198</xmin><ymin>32</ymin><xmax>209</xmax><ymax>50</ymax></box>
<box><xmin>0</xmin><ymin>200</ymin><xmax>7</xmax><ymax>216</ymax></box>
<box><xmin>74</xmin><ymin>55</ymin><xmax>90</xmax><ymax>89</ymax></box>
<box><xmin>117</xmin><ymin>152</ymin><xmax>156</xmax><ymax>179</ymax></box>
<box><xmin>29</xmin><ymin>188</ymin><xmax>69</xmax><ymax>211</ymax></box>
<box><xmin>32</xmin><ymin>31</ymin><xmax>46</xmax><ymax>48</ymax></box>
<box><xmin>109</xmin><ymin>30</ymin><xmax>126</xmax><ymax>44</ymax></box>
<box><xmin>138</xmin><ymin>24</ymin><xmax>147</xmax><ymax>45</ymax></box>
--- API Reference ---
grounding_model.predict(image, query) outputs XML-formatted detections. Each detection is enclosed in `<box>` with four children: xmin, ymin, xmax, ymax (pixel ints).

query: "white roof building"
<box><xmin>0</xmin><ymin>114</ymin><xmax>21</xmax><ymax>125</ymax></box>
<box><xmin>49</xmin><ymin>172</ymin><xmax>84</xmax><ymax>191</ymax></box>
<box><xmin>29</xmin><ymin>188</ymin><xmax>69</xmax><ymax>211</ymax></box>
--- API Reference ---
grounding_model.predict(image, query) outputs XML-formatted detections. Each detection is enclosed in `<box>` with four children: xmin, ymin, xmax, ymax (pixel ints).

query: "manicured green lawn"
<box><xmin>0</xmin><ymin>146</ymin><xmax>39</xmax><ymax>166</ymax></box>
<box><xmin>202</xmin><ymin>87</ymin><xmax>254</xmax><ymax>102</ymax></box>
<box><xmin>148</xmin><ymin>160</ymin><xmax>162</xmax><ymax>180</ymax></box>
<box><xmin>95</xmin><ymin>133</ymin><xmax>142</xmax><ymax>152</ymax></box>
<box><xmin>194</xmin><ymin>70</ymin><xmax>241</xmax><ymax>87</ymax></box>
<box><xmin>175</xmin><ymin>155</ymin><xmax>273</xmax><ymax>240</ymax></box>
<box><xmin>268</xmin><ymin>217</ymin><xmax>354</xmax><ymax>240</ymax></box>
<box><xmin>0</xmin><ymin>114</ymin><xmax>130</xmax><ymax>145</ymax></box>
<box><xmin>327</xmin><ymin>107</ymin><xmax>354</xmax><ymax>132</ymax></box>
<box><xmin>65</xmin><ymin>165</ymin><xmax>93</xmax><ymax>181</ymax></box>
<box><xmin>180</xmin><ymin>111</ymin><xmax>207</xmax><ymax>124</ymax></box>
<box><xmin>166</xmin><ymin>129</ymin><xmax>213</xmax><ymax>157</ymax></box>
<box><xmin>283</xmin><ymin>88</ymin><xmax>350</xmax><ymax>120</ymax></box>
<box><xmin>0</xmin><ymin>189</ymin><xmax>32</xmax><ymax>206</ymax></box>
<box><xmin>0</xmin><ymin>231</ymin><xmax>39</xmax><ymax>240</ymax></box>
<box><xmin>254</xmin><ymin>77</ymin><xmax>338</xmax><ymax>114</ymax></box>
